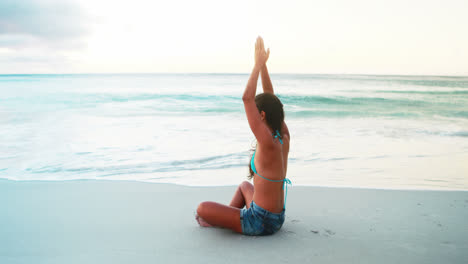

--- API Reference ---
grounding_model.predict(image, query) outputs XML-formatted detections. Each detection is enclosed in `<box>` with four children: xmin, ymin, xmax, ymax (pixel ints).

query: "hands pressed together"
<box><xmin>254</xmin><ymin>36</ymin><xmax>270</xmax><ymax>69</ymax></box>
<box><xmin>243</xmin><ymin>36</ymin><xmax>273</xmax><ymax>100</ymax></box>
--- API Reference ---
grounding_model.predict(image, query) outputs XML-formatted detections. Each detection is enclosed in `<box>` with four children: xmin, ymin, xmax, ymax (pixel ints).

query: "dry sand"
<box><xmin>1</xmin><ymin>179</ymin><xmax>467</xmax><ymax>263</ymax></box>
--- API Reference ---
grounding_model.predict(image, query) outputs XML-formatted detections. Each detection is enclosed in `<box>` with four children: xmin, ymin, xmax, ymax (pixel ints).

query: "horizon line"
<box><xmin>1</xmin><ymin>72</ymin><xmax>467</xmax><ymax>78</ymax></box>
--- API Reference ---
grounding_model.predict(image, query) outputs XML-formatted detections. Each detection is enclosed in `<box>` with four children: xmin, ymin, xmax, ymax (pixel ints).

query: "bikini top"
<box><xmin>250</xmin><ymin>130</ymin><xmax>292</xmax><ymax>209</ymax></box>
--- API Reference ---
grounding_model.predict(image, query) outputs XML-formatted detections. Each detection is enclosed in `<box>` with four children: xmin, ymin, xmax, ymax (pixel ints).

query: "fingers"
<box><xmin>257</xmin><ymin>36</ymin><xmax>262</xmax><ymax>44</ymax></box>
<box><xmin>255</xmin><ymin>39</ymin><xmax>260</xmax><ymax>59</ymax></box>
<box><xmin>256</xmin><ymin>36</ymin><xmax>264</xmax><ymax>49</ymax></box>
<box><xmin>257</xmin><ymin>36</ymin><xmax>265</xmax><ymax>52</ymax></box>
<box><xmin>254</xmin><ymin>38</ymin><xmax>258</xmax><ymax>58</ymax></box>
<box><xmin>254</xmin><ymin>36</ymin><xmax>269</xmax><ymax>65</ymax></box>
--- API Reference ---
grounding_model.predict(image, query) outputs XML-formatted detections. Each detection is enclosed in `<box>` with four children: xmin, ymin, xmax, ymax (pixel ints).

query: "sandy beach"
<box><xmin>1</xmin><ymin>179</ymin><xmax>467</xmax><ymax>263</ymax></box>
<box><xmin>2</xmin><ymin>0</ymin><xmax>468</xmax><ymax>263</ymax></box>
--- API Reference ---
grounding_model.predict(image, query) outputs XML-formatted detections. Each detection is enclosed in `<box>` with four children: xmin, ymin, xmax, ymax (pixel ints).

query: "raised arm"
<box><xmin>261</xmin><ymin>64</ymin><xmax>274</xmax><ymax>94</ymax></box>
<box><xmin>242</xmin><ymin>37</ymin><xmax>273</xmax><ymax>145</ymax></box>
<box><xmin>242</xmin><ymin>66</ymin><xmax>260</xmax><ymax>101</ymax></box>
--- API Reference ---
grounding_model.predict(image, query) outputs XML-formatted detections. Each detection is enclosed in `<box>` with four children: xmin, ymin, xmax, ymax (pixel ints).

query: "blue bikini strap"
<box><xmin>273</xmin><ymin>130</ymin><xmax>283</xmax><ymax>144</ymax></box>
<box><xmin>283</xmin><ymin>178</ymin><xmax>292</xmax><ymax>209</ymax></box>
<box><xmin>256</xmin><ymin>173</ymin><xmax>291</xmax><ymax>209</ymax></box>
<box><xmin>252</xmin><ymin>151</ymin><xmax>292</xmax><ymax>209</ymax></box>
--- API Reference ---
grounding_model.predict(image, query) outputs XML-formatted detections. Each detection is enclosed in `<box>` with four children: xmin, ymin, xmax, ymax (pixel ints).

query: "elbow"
<box><xmin>242</xmin><ymin>94</ymin><xmax>254</xmax><ymax>102</ymax></box>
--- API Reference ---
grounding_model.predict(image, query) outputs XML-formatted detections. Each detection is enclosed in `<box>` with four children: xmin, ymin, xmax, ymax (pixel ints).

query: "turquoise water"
<box><xmin>1</xmin><ymin>74</ymin><xmax>467</xmax><ymax>189</ymax></box>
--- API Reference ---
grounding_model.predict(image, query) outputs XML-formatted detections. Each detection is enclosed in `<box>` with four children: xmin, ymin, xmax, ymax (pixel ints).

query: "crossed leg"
<box><xmin>229</xmin><ymin>181</ymin><xmax>254</xmax><ymax>209</ymax></box>
<box><xmin>196</xmin><ymin>181</ymin><xmax>254</xmax><ymax>233</ymax></box>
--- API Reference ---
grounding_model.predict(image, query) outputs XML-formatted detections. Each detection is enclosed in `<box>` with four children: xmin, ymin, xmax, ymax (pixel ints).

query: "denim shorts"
<box><xmin>240</xmin><ymin>201</ymin><xmax>285</xmax><ymax>236</ymax></box>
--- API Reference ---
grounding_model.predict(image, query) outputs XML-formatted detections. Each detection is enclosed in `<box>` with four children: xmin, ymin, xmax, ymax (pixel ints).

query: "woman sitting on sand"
<box><xmin>196</xmin><ymin>37</ymin><xmax>291</xmax><ymax>236</ymax></box>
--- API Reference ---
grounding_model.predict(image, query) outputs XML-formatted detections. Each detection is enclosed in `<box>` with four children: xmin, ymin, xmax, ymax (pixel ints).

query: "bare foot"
<box><xmin>195</xmin><ymin>214</ymin><xmax>213</xmax><ymax>227</ymax></box>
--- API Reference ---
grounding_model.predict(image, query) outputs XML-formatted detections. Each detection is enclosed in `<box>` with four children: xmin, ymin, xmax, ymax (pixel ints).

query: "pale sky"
<box><xmin>1</xmin><ymin>0</ymin><xmax>467</xmax><ymax>75</ymax></box>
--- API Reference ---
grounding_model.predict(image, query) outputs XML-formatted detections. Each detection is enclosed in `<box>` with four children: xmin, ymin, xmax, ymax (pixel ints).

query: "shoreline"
<box><xmin>1</xmin><ymin>179</ymin><xmax>467</xmax><ymax>263</ymax></box>
<box><xmin>1</xmin><ymin>178</ymin><xmax>468</xmax><ymax>192</ymax></box>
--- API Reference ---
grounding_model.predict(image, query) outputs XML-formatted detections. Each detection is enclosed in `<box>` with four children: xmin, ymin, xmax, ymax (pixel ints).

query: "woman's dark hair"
<box><xmin>248</xmin><ymin>93</ymin><xmax>285</xmax><ymax>179</ymax></box>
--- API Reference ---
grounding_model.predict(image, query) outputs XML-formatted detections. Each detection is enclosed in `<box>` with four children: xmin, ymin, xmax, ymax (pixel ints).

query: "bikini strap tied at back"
<box><xmin>283</xmin><ymin>178</ymin><xmax>292</xmax><ymax>209</ymax></box>
<box><xmin>251</xmin><ymin>130</ymin><xmax>290</xmax><ymax>209</ymax></box>
<box><xmin>273</xmin><ymin>130</ymin><xmax>283</xmax><ymax>144</ymax></box>
<box><xmin>252</xmin><ymin>149</ymin><xmax>292</xmax><ymax>209</ymax></box>
<box><xmin>255</xmin><ymin>172</ymin><xmax>291</xmax><ymax>209</ymax></box>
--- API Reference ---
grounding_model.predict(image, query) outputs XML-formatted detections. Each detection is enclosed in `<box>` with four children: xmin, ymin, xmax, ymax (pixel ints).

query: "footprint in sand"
<box><xmin>291</xmin><ymin>219</ymin><xmax>300</xmax><ymax>223</ymax></box>
<box><xmin>324</xmin><ymin>229</ymin><xmax>336</xmax><ymax>236</ymax></box>
<box><xmin>310</xmin><ymin>230</ymin><xmax>319</xmax><ymax>234</ymax></box>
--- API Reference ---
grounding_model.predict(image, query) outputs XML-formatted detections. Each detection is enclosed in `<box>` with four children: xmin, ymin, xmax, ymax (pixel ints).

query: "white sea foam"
<box><xmin>1</xmin><ymin>73</ymin><xmax>467</xmax><ymax>189</ymax></box>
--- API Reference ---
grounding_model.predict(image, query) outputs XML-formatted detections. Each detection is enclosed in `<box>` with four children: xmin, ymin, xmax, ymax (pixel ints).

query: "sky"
<box><xmin>0</xmin><ymin>0</ymin><xmax>467</xmax><ymax>75</ymax></box>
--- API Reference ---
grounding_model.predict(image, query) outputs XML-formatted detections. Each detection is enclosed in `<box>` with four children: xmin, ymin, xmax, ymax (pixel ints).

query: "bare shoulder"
<box><xmin>282</xmin><ymin>122</ymin><xmax>290</xmax><ymax>141</ymax></box>
<box><xmin>282</xmin><ymin>121</ymin><xmax>290</xmax><ymax>137</ymax></box>
<box><xmin>282</xmin><ymin>122</ymin><xmax>290</xmax><ymax>153</ymax></box>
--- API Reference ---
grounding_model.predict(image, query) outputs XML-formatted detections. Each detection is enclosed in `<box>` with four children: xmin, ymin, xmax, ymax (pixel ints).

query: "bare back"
<box><xmin>252</xmin><ymin>124</ymin><xmax>290</xmax><ymax>213</ymax></box>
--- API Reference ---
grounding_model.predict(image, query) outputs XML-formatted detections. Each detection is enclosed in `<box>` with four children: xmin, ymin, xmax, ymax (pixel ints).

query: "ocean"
<box><xmin>1</xmin><ymin>73</ymin><xmax>467</xmax><ymax>190</ymax></box>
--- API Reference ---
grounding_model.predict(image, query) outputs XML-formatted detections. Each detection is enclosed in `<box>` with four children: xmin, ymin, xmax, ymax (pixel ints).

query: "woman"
<box><xmin>196</xmin><ymin>36</ymin><xmax>291</xmax><ymax>236</ymax></box>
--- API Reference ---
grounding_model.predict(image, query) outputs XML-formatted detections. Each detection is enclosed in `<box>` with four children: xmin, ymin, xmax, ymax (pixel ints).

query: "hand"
<box><xmin>254</xmin><ymin>36</ymin><xmax>270</xmax><ymax>68</ymax></box>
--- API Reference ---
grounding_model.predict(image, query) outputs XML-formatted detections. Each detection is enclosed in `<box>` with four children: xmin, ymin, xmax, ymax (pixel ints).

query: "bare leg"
<box><xmin>229</xmin><ymin>181</ymin><xmax>254</xmax><ymax>209</ymax></box>
<box><xmin>196</xmin><ymin>201</ymin><xmax>242</xmax><ymax>233</ymax></box>
<box><xmin>195</xmin><ymin>181</ymin><xmax>253</xmax><ymax>231</ymax></box>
